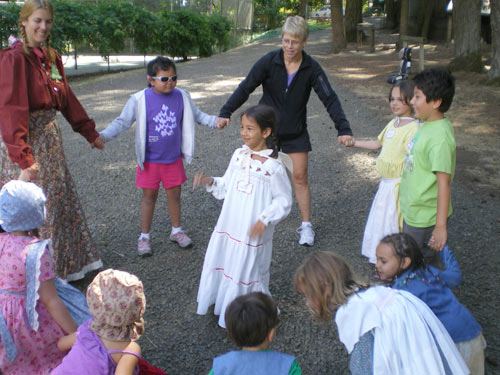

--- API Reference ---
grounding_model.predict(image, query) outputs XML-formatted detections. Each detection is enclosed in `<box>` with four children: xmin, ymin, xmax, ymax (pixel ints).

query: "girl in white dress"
<box><xmin>350</xmin><ymin>80</ymin><xmax>419</xmax><ymax>263</ymax></box>
<box><xmin>193</xmin><ymin>105</ymin><xmax>292</xmax><ymax>328</ymax></box>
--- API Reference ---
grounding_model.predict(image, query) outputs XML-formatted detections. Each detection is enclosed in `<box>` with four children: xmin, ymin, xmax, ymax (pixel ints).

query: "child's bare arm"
<box><xmin>38</xmin><ymin>279</ymin><xmax>78</xmax><ymax>334</ymax></box>
<box><xmin>57</xmin><ymin>332</ymin><xmax>77</xmax><ymax>352</ymax></box>
<box><xmin>430</xmin><ymin>172</ymin><xmax>451</xmax><ymax>251</ymax></box>
<box><xmin>115</xmin><ymin>342</ymin><xmax>141</xmax><ymax>375</ymax></box>
<box><xmin>352</xmin><ymin>139</ymin><xmax>382</xmax><ymax>150</ymax></box>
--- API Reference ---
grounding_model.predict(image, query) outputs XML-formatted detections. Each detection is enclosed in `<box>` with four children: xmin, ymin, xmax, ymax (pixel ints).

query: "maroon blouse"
<box><xmin>0</xmin><ymin>42</ymin><xmax>99</xmax><ymax>169</ymax></box>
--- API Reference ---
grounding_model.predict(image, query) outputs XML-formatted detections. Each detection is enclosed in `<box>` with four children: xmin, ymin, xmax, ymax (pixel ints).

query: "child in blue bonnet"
<box><xmin>209</xmin><ymin>292</ymin><xmax>301</xmax><ymax>375</ymax></box>
<box><xmin>376</xmin><ymin>233</ymin><xmax>485</xmax><ymax>374</ymax></box>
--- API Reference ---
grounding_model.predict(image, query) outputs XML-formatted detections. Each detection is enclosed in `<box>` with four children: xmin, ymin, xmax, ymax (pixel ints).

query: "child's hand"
<box><xmin>18</xmin><ymin>162</ymin><xmax>39</xmax><ymax>181</ymax></box>
<box><xmin>429</xmin><ymin>225</ymin><xmax>447</xmax><ymax>251</ymax></box>
<box><xmin>91</xmin><ymin>135</ymin><xmax>105</xmax><ymax>150</ymax></box>
<box><xmin>192</xmin><ymin>171</ymin><xmax>213</xmax><ymax>190</ymax></box>
<box><xmin>249</xmin><ymin>220</ymin><xmax>266</xmax><ymax>239</ymax></box>
<box><xmin>216</xmin><ymin>117</ymin><xmax>230</xmax><ymax>129</ymax></box>
<box><xmin>338</xmin><ymin>135</ymin><xmax>355</xmax><ymax>147</ymax></box>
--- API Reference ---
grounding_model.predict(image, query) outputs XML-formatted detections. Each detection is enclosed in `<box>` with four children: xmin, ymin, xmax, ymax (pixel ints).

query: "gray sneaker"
<box><xmin>297</xmin><ymin>225</ymin><xmax>315</xmax><ymax>246</ymax></box>
<box><xmin>137</xmin><ymin>237</ymin><xmax>152</xmax><ymax>257</ymax></box>
<box><xmin>169</xmin><ymin>231</ymin><xmax>193</xmax><ymax>248</ymax></box>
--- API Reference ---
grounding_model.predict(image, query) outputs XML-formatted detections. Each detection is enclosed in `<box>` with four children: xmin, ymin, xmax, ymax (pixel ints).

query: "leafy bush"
<box><xmin>208</xmin><ymin>14</ymin><xmax>232</xmax><ymax>52</ymax></box>
<box><xmin>0</xmin><ymin>2</ymin><xmax>20</xmax><ymax>49</ymax></box>
<box><xmin>159</xmin><ymin>9</ymin><xmax>199</xmax><ymax>60</ymax></box>
<box><xmin>1</xmin><ymin>1</ymin><xmax>232</xmax><ymax>62</ymax></box>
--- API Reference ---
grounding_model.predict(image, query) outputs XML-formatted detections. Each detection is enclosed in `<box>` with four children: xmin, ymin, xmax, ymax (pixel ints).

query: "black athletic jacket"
<box><xmin>219</xmin><ymin>49</ymin><xmax>353</xmax><ymax>140</ymax></box>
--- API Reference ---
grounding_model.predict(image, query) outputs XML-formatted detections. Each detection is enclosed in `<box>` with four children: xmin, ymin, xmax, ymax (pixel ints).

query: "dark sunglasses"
<box><xmin>151</xmin><ymin>75</ymin><xmax>177</xmax><ymax>83</ymax></box>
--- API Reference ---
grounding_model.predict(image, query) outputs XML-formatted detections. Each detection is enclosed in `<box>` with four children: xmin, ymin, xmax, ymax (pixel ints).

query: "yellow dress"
<box><xmin>361</xmin><ymin>118</ymin><xmax>419</xmax><ymax>263</ymax></box>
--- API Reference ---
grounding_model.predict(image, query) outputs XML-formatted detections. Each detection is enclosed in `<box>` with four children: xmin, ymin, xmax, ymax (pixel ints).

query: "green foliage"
<box><xmin>159</xmin><ymin>9</ymin><xmax>199</xmax><ymax>60</ymax></box>
<box><xmin>1</xmin><ymin>0</ymin><xmax>232</xmax><ymax>61</ymax></box>
<box><xmin>208</xmin><ymin>14</ymin><xmax>232</xmax><ymax>52</ymax></box>
<box><xmin>130</xmin><ymin>6</ymin><xmax>162</xmax><ymax>56</ymax></box>
<box><xmin>93</xmin><ymin>0</ymin><xmax>134</xmax><ymax>59</ymax></box>
<box><xmin>0</xmin><ymin>1</ymin><xmax>21</xmax><ymax>48</ymax></box>
<box><xmin>51</xmin><ymin>0</ymin><xmax>94</xmax><ymax>54</ymax></box>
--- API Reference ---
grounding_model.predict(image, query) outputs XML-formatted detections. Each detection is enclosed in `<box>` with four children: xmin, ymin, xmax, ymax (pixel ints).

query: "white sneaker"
<box><xmin>297</xmin><ymin>225</ymin><xmax>315</xmax><ymax>246</ymax></box>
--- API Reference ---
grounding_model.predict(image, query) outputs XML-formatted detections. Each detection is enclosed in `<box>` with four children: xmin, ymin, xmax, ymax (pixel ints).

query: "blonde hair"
<box><xmin>294</xmin><ymin>251</ymin><xmax>370</xmax><ymax>321</ymax></box>
<box><xmin>18</xmin><ymin>0</ymin><xmax>56</xmax><ymax>63</ymax></box>
<box><xmin>281</xmin><ymin>15</ymin><xmax>309</xmax><ymax>42</ymax></box>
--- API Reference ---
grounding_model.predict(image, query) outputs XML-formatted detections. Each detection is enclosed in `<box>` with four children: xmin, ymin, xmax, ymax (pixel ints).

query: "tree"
<box><xmin>490</xmin><ymin>0</ymin><xmax>500</xmax><ymax>79</ymax></box>
<box><xmin>384</xmin><ymin>0</ymin><xmax>399</xmax><ymax>29</ymax></box>
<box><xmin>344</xmin><ymin>0</ymin><xmax>363</xmax><ymax>43</ymax></box>
<box><xmin>331</xmin><ymin>0</ymin><xmax>346</xmax><ymax>53</ymax></box>
<box><xmin>449</xmin><ymin>0</ymin><xmax>483</xmax><ymax>72</ymax></box>
<box><xmin>0</xmin><ymin>2</ymin><xmax>21</xmax><ymax>49</ymax></box>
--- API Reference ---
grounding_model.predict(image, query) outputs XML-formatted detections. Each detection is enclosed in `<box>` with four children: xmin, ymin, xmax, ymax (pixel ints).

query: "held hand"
<box><xmin>216</xmin><ymin>117</ymin><xmax>230</xmax><ymax>130</ymax></box>
<box><xmin>18</xmin><ymin>162</ymin><xmax>39</xmax><ymax>181</ymax></box>
<box><xmin>338</xmin><ymin>135</ymin><xmax>355</xmax><ymax>147</ymax></box>
<box><xmin>91</xmin><ymin>136</ymin><xmax>105</xmax><ymax>150</ymax></box>
<box><xmin>249</xmin><ymin>220</ymin><xmax>266</xmax><ymax>239</ymax></box>
<box><xmin>429</xmin><ymin>225</ymin><xmax>447</xmax><ymax>251</ymax></box>
<box><xmin>192</xmin><ymin>171</ymin><xmax>213</xmax><ymax>190</ymax></box>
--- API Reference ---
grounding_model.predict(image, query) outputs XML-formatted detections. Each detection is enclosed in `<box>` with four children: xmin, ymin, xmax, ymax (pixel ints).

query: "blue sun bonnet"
<box><xmin>0</xmin><ymin>180</ymin><xmax>46</xmax><ymax>232</ymax></box>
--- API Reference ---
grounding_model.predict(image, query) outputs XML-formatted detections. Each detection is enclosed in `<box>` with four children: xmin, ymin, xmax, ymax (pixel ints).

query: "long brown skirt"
<box><xmin>0</xmin><ymin>109</ymin><xmax>102</xmax><ymax>280</ymax></box>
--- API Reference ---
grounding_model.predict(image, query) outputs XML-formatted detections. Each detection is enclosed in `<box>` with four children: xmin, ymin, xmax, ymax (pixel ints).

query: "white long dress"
<box><xmin>196</xmin><ymin>146</ymin><xmax>292</xmax><ymax>328</ymax></box>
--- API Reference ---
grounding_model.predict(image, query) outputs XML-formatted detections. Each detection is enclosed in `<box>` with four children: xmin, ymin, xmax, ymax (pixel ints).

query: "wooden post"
<box><xmin>356</xmin><ymin>22</ymin><xmax>375</xmax><ymax>52</ymax></box>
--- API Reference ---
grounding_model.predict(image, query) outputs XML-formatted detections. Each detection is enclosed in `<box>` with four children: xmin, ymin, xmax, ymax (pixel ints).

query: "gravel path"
<box><xmin>62</xmin><ymin>29</ymin><xmax>500</xmax><ymax>374</ymax></box>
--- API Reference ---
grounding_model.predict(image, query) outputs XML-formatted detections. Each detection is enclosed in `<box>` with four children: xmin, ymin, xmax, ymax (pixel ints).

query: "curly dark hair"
<box><xmin>379</xmin><ymin>233</ymin><xmax>424</xmax><ymax>275</ymax></box>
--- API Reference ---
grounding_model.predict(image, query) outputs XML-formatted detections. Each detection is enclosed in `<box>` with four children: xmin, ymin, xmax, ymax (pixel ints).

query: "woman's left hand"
<box><xmin>249</xmin><ymin>220</ymin><xmax>266</xmax><ymax>239</ymax></box>
<box><xmin>338</xmin><ymin>135</ymin><xmax>355</xmax><ymax>147</ymax></box>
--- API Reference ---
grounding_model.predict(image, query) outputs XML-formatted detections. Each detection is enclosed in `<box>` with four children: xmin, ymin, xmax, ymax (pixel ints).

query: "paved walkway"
<box><xmin>63</xmin><ymin>54</ymin><xmax>158</xmax><ymax>76</ymax></box>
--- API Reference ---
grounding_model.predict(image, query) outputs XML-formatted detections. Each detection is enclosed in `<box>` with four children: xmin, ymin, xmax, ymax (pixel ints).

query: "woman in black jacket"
<box><xmin>217</xmin><ymin>15</ymin><xmax>354</xmax><ymax>246</ymax></box>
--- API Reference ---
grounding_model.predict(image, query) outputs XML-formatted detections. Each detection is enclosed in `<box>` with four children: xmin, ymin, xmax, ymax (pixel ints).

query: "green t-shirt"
<box><xmin>400</xmin><ymin>118</ymin><xmax>456</xmax><ymax>227</ymax></box>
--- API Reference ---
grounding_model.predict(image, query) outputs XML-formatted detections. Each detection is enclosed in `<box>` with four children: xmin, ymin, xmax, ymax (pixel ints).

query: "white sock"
<box><xmin>301</xmin><ymin>221</ymin><xmax>312</xmax><ymax>228</ymax></box>
<box><xmin>139</xmin><ymin>233</ymin><xmax>150</xmax><ymax>240</ymax></box>
<box><xmin>171</xmin><ymin>226</ymin><xmax>182</xmax><ymax>235</ymax></box>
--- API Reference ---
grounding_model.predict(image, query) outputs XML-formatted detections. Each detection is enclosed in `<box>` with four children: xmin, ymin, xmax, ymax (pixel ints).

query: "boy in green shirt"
<box><xmin>399</xmin><ymin>68</ymin><xmax>456</xmax><ymax>262</ymax></box>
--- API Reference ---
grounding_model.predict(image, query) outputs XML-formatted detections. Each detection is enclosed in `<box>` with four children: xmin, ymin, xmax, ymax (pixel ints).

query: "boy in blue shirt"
<box><xmin>399</xmin><ymin>68</ymin><xmax>456</xmax><ymax>262</ymax></box>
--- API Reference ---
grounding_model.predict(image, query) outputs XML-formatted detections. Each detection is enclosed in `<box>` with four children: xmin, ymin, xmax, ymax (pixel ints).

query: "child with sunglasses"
<box><xmin>98</xmin><ymin>56</ymin><xmax>221</xmax><ymax>256</ymax></box>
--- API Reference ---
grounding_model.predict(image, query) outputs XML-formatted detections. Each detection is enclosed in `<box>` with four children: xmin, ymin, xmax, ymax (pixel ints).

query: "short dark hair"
<box><xmin>147</xmin><ymin>56</ymin><xmax>176</xmax><ymax>77</ymax></box>
<box><xmin>413</xmin><ymin>68</ymin><xmax>455</xmax><ymax>113</ymax></box>
<box><xmin>388</xmin><ymin>79</ymin><xmax>414</xmax><ymax>106</ymax></box>
<box><xmin>240</xmin><ymin>105</ymin><xmax>279</xmax><ymax>158</ymax></box>
<box><xmin>225</xmin><ymin>292</ymin><xmax>279</xmax><ymax>347</ymax></box>
<box><xmin>379</xmin><ymin>233</ymin><xmax>424</xmax><ymax>274</ymax></box>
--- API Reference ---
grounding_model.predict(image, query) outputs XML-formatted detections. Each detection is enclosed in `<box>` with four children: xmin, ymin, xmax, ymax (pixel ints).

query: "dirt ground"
<box><xmin>319</xmin><ymin>26</ymin><xmax>500</xmax><ymax>200</ymax></box>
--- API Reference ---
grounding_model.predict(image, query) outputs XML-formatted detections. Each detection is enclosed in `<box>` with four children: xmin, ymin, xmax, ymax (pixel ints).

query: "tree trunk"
<box><xmin>345</xmin><ymin>0</ymin><xmax>363</xmax><ymax>43</ymax></box>
<box><xmin>299</xmin><ymin>0</ymin><xmax>308</xmax><ymax>18</ymax></box>
<box><xmin>385</xmin><ymin>0</ymin><xmax>399</xmax><ymax>29</ymax></box>
<box><xmin>331</xmin><ymin>0</ymin><xmax>346</xmax><ymax>53</ymax></box>
<box><xmin>490</xmin><ymin>0</ymin><xmax>500</xmax><ymax>79</ymax></box>
<box><xmin>420</xmin><ymin>0</ymin><xmax>435</xmax><ymax>39</ymax></box>
<box><xmin>449</xmin><ymin>0</ymin><xmax>483</xmax><ymax>72</ymax></box>
<box><xmin>398</xmin><ymin>0</ymin><xmax>409</xmax><ymax>49</ymax></box>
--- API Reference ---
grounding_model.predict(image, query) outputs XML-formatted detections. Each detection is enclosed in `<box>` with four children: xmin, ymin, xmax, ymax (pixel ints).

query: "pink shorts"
<box><xmin>136</xmin><ymin>158</ymin><xmax>187</xmax><ymax>190</ymax></box>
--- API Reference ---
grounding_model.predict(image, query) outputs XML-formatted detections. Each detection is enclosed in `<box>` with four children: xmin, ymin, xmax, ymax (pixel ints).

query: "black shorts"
<box><xmin>278</xmin><ymin>130</ymin><xmax>312</xmax><ymax>153</ymax></box>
